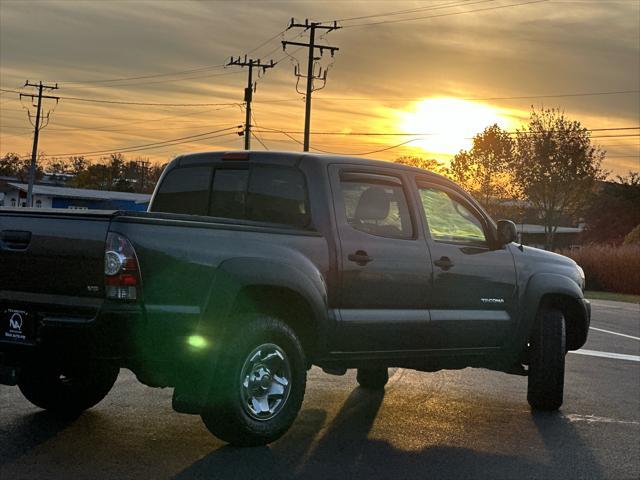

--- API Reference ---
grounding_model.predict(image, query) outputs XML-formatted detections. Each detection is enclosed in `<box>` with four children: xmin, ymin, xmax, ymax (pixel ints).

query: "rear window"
<box><xmin>152</xmin><ymin>166</ymin><xmax>212</xmax><ymax>215</ymax></box>
<box><xmin>153</xmin><ymin>164</ymin><xmax>310</xmax><ymax>228</ymax></box>
<box><xmin>210</xmin><ymin>169</ymin><xmax>249</xmax><ymax>219</ymax></box>
<box><xmin>211</xmin><ymin>166</ymin><xmax>309</xmax><ymax>228</ymax></box>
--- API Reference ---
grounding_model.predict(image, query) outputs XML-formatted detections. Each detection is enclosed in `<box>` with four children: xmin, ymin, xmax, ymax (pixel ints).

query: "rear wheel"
<box><xmin>18</xmin><ymin>361</ymin><xmax>119</xmax><ymax>416</ymax></box>
<box><xmin>357</xmin><ymin>367</ymin><xmax>389</xmax><ymax>389</ymax></box>
<box><xmin>200</xmin><ymin>316</ymin><xmax>307</xmax><ymax>446</ymax></box>
<box><xmin>527</xmin><ymin>308</ymin><xmax>566</xmax><ymax>411</ymax></box>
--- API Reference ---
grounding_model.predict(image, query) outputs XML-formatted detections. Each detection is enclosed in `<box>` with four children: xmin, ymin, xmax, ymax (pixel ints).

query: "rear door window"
<box><xmin>152</xmin><ymin>166</ymin><xmax>212</xmax><ymax>215</ymax></box>
<box><xmin>340</xmin><ymin>174</ymin><xmax>413</xmax><ymax>239</ymax></box>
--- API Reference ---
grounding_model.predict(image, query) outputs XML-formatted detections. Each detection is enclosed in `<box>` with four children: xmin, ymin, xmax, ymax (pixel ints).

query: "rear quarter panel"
<box><xmin>110</xmin><ymin>216</ymin><xmax>330</xmax><ymax>360</ymax></box>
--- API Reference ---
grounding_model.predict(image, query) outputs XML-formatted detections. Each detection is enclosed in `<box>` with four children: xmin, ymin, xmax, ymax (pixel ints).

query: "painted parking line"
<box><xmin>589</xmin><ymin>326</ymin><xmax>640</xmax><ymax>341</ymax></box>
<box><xmin>571</xmin><ymin>349</ymin><xmax>640</xmax><ymax>362</ymax></box>
<box><xmin>564</xmin><ymin>414</ymin><xmax>640</xmax><ymax>426</ymax></box>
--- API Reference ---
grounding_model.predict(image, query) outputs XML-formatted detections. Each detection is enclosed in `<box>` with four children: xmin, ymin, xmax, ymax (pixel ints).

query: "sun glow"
<box><xmin>399</xmin><ymin>98</ymin><xmax>513</xmax><ymax>156</ymax></box>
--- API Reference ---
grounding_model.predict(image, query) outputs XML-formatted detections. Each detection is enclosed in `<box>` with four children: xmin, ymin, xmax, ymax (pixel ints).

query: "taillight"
<box><xmin>104</xmin><ymin>232</ymin><xmax>140</xmax><ymax>300</ymax></box>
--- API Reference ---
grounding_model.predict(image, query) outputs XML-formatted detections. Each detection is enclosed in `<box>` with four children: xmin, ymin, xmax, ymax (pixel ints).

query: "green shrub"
<box><xmin>561</xmin><ymin>244</ymin><xmax>640</xmax><ymax>295</ymax></box>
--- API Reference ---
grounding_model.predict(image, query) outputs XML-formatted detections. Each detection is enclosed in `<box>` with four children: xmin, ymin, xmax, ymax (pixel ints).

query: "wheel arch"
<box><xmin>536</xmin><ymin>292</ymin><xmax>590</xmax><ymax>351</ymax></box>
<box><xmin>173</xmin><ymin>257</ymin><xmax>328</xmax><ymax>415</ymax></box>
<box><xmin>202</xmin><ymin>256</ymin><xmax>329</xmax><ymax>358</ymax></box>
<box><xmin>511</xmin><ymin>273</ymin><xmax>590</xmax><ymax>358</ymax></box>
<box><xmin>230</xmin><ymin>284</ymin><xmax>319</xmax><ymax>358</ymax></box>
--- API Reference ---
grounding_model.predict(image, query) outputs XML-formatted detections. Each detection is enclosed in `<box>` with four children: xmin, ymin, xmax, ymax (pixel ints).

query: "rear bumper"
<box><xmin>0</xmin><ymin>301</ymin><xmax>144</xmax><ymax>373</ymax></box>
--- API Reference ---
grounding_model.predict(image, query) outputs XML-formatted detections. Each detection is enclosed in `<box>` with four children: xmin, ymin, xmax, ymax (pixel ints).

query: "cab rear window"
<box><xmin>151</xmin><ymin>166</ymin><xmax>212</xmax><ymax>216</ymax></box>
<box><xmin>152</xmin><ymin>164</ymin><xmax>310</xmax><ymax>228</ymax></box>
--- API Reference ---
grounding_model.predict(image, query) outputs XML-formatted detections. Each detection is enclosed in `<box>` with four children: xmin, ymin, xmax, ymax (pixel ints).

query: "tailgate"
<box><xmin>0</xmin><ymin>209</ymin><xmax>115</xmax><ymax>299</ymax></box>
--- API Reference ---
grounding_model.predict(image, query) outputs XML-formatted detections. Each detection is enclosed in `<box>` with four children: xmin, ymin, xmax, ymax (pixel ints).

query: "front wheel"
<box><xmin>200</xmin><ymin>316</ymin><xmax>307</xmax><ymax>446</ymax></box>
<box><xmin>18</xmin><ymin>361</ymin><xmax>119</xmax><ymax>416</ymax></box>
<box><xmin>527</xmin><ymin>308</ymin><xmax>566</xmax><ymax>411</ymax></box>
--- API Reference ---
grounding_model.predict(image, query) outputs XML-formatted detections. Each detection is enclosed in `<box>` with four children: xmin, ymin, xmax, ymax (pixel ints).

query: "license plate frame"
<box><xmin>1</xmin><ymin>308</ymin><xmax>36</xmax><ymax>345</ymax></box>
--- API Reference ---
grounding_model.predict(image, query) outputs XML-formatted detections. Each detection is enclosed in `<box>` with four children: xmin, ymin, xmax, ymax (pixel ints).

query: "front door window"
<box><xmin>419</xmin><ymin>187</ymin><xmax>486</xmax><ymax>245</ymax></box>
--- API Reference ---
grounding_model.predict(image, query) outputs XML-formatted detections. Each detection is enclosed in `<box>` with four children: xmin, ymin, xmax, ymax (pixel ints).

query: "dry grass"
<box><xmin>561</xmin><ymin>245</ymin><xmax>640</xmax><ymax>295</ymax></box>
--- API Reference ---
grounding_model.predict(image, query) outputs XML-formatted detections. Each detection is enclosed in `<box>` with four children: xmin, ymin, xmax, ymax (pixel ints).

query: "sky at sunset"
<box><xmin>0</xmin><ymin>0</ymin><xmax>638</xmax><ymax>176</ymax></box>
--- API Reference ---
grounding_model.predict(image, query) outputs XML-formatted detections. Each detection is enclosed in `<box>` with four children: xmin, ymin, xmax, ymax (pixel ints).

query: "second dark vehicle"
<box><xmin>0</xmin><ymin>151</ymin><xmax>590</xmax><ymax>445</ymax></box>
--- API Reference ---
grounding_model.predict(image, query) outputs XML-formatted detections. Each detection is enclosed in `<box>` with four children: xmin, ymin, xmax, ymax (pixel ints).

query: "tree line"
<box><xmin>0</xmin><ymin>153</ymin><xmax>166</xmax><ymax>194</ymax></box>
<box><xmin>396</xmin><ymin>107</ymin><xmax>639</xmax><ymax>248</ymax></box>
<box><xmin>2</xmin><ymin>106</ymin><xmax>637</xmax><ymax>248</ymax></box>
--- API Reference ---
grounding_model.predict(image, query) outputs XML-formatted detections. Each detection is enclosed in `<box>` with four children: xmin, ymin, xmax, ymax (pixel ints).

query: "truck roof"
<box><xmin>174</xmin><ymin>150</ymin><xmax>452</xmax><ymax>184</ymax></box>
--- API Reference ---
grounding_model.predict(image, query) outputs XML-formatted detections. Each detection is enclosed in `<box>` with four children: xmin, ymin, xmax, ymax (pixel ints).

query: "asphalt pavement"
<box><xmin>1</xmin><ymin>300</ymin><xmax>638</xmax><ymax>479</ymax></box>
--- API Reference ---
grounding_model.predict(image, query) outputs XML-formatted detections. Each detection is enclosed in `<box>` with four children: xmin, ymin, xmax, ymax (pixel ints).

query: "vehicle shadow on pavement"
<box><xmin>176</xmin><ymin>387</ymin><xmax>605</xmax><ymax>480</ymax></box>
<box><xmin>0</xmin><ymin>409</ymin><xmax>81</xmax><ymax>467</ymax></box>
<box><xmin>174</xmin><ymin>407</ymin><xmax>328</xmax><ymax>480</ymax></box>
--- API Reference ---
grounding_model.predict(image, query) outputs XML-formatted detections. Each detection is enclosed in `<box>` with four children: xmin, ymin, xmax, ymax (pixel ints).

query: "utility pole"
<box><xmin>135</xmin><ymin>159</ymin><xmax>150</xmax><ymax>192</ymax></box>
<box><xmin>20</xmin><ymin>81</ymin><xmax>59</xmax><ymax>206</ymax></box>
<box><xmin>227</xmin><ymin>56</ymin><xmax>276</xmax><ymax>150</ymax></box>
<box><xmin>282</xmin><ymin>19</ymin><xmax>340</xmax><ymax>152</ymax></box>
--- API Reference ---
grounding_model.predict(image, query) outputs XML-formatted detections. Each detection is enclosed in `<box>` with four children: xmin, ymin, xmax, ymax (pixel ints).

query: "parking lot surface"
<box><xmin>1</xmin><ymin>300</ymin><xmax>638</xmax><ymax>479</ymax></box>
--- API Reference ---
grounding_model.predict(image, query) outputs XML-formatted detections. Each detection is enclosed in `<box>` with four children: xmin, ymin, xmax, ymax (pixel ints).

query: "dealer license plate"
<box><xmin>1</xmin><ymin>308</ymin><xmax>35</xmax><ymax>344</ymax></box>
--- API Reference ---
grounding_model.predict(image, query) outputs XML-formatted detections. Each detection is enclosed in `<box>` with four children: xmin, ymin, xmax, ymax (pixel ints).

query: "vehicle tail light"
<box><xmin>104</xmin><ymin>232</ymin><xmax>140</xmax><ymax>300</ymax></box>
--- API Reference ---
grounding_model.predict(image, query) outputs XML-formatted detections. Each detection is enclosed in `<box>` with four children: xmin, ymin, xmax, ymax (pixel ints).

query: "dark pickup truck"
<box><xmin>0</xmin><ymin>151</ymin><xmax>590</xmax><ymax>446</ymax></box>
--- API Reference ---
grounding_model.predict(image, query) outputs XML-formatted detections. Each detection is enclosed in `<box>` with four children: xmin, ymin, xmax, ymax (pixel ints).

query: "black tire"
<box><xmin>200</xmin><ymin>316</ymin><xmax>307</xmax><ymax>446</ymax></box>
<box><xmin>18</xmin><ymin>361</ymin><xmax>119</xmax><ymax>416</ymax></box>
<box><xmin>357</xmin><ymin>367</ymin><xmax>389</xmax><ymax>390</ymax></box>
<box><xmin>527</xmin><ymin>308</ymin><xmax>566</xmax><ymax>411</ymax></box>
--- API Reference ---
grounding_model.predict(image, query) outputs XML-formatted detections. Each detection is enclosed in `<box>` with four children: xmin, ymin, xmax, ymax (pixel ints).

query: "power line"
<box><xmin>54</xmin><ymin>95</ymin><xmax>239</xmax><ymax>108</ymax></box>
<box><xmin>0</xmin><ymin>88</ymin><xmax>241</xmax><ymax>107</ymax></box>
<box><xmin>333</xmin><ymin>0</ymin><xmax>493</xmax><ymax>22</ymax></box>
<box><xmin>59</xmin><ymin>131</ymin><xmax>241</xmax><ymax>159</ymax></box>
<box><xmin>589</xmin><ymin>134</ymin><xmax>640</xmax><ymax>139</ymax></box>
<box><xmin>59</xmin><ymin>70</ymin><xmax>245</xmax><ymax>90</ymax></box>
<box><xmin>58</xmin><ymin>64</ymin><xmax>227</xmax><ymax>85</ymax></box>
<box><xmin>311</xmin><ymin>139</ymin><xmax>421</xmax><ymax>156</ymax></box>
<box><xmin>250</xmin><ymin>111</ymin><xmax>269</xmax><ymax>150</ymax></box>
<box><xmin>251</xmin><ymin>131</ymin><xmax>270</xmax><ymax>150</ymax></box>
<box><xmin>251</xmin><ymin>127</ymin><xmax>640</xmax><ymax>157</ymax></box>
<box><xmin>246</xmin><ymin>28</ymin><xmax>289</xmax><ymax>55</ymax></box>
<box><xmin>54</xmin><ymin>26</ymin><xmax>290</xmax><ymax>87</ymax></box>
<box><xmin>342</xmin><ymin>0</ymin><xmax>549</xmax><ymax>28</ymax></box>
<box><xmin>5</xmin><ymin>86</ymin><xmax>636</xmax><ymax>111</ymax></box>
<box><xmin>253</xmin><ymin>126</ymin><xmax>639</xmax><ymax>136</ymax></box>
<box><xmin>276</xmin><ymin>89</ymin><xmax>639</xmax><ymax>102</ymax></box>
<box><xmin>45</xmin><ymin>125</ymin><xmax>242</xmax><ymax>157</ymax></box>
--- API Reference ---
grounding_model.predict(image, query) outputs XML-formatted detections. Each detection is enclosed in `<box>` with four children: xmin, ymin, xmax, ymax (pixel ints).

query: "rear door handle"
<box><xmin>434</xmin><ymin>256</ymin><xmax>454</xmax><ymax>270</ymax></box>
<box><xmin>348</xmin><ymin>250</ymin><xmax>373</xmax><ymax>266</ymax></box>
<box><xmin>0</xmin><ymin>230</ymin><xmax>32</xmax><ymax>251</ymax></box>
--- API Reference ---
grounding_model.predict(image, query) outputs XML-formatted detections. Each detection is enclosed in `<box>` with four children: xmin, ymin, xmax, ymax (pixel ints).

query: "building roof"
<box><xmin>8</xmin><ymin>183</ymin><xmax>151</xmax><ymax>203</ymax></box>
<box><xmin>517</xmin><ymin>223</ymin><xmax>583</xmax><ymax>234</ymax></box>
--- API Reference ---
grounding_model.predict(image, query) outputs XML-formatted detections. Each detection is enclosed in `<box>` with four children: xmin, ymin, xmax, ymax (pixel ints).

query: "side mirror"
<box><xmin>497</xmin><ymin>219</ymin><xmax>517</xmax><ymax>245</ymax></box>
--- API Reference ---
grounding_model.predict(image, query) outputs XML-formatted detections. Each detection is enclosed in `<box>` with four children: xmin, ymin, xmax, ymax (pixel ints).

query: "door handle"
<box><xmin>434</xmin><ymin>256</ymin><xmax>454</xmax><ymax>270</ymax></box>
<box><xmin>0</xmin><ymin>230</ymin><xmax>31</xmax><ymax>251</ymax></box>
<box><xmin>348</xmin><ymin>250</ymin><xmax>373</xmax><ymax>266</ymax></box>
